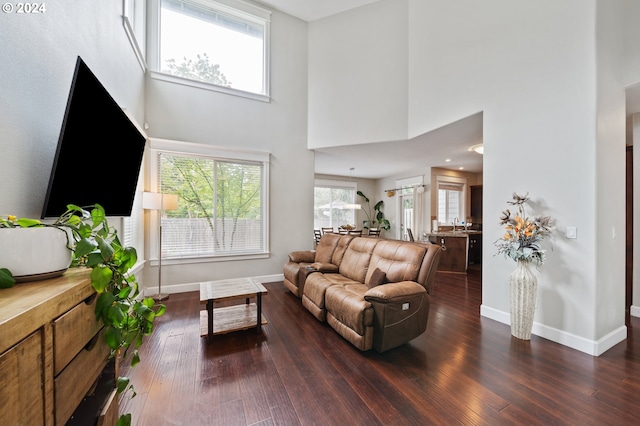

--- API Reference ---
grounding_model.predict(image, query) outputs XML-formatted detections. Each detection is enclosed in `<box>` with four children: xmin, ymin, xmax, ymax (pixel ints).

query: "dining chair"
<box><xmin>314</xmin><ymin>229</ymin><xmax>322</xmax><ymax>247</ymax></box>
<box><xmin>368</xmin><ymin>228</ymin><xmax>380</xmax><ymax>237</ymax></box>
<box><xmin>321</xmin><ymin>227</ymin><xmax>334</xmax><ymax>235</ymax></box>
<box><xmin>348</xmin><ymin>230</ymin><xmax>362</xmax><ymax>236</ymax></box>
<box><xmin>407</xmin><ymin>228</ymin><xmax>415</xmax><ymax>242</ymax></box>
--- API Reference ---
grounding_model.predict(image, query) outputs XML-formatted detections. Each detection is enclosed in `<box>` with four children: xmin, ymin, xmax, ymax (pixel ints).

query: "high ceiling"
<box><xmin>256</xmin><ymin>0</ymin><xmax>640</xmax><ymax>180</ymax></box>
<box><xmin>255</xmin><ymin>0</ymin><xmax>381</xmax><ymax>22</ymax></box>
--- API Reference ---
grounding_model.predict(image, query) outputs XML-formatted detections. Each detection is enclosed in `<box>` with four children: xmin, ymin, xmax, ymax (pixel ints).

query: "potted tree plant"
<box><xmin>0</xmin><ymin>204</ymin><xmax>165</xmax><ymax>426</ymax></box>
<box><xmin>357</xmin><ymin>191</ymin><xmax>391</xmax><ymax>232</ymax></box>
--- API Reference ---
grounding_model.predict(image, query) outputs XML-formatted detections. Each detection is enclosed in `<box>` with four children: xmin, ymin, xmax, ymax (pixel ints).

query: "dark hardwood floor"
<box><xmin>120</xmin><ymin>266</ymin><xmax>640</xmax><ymax>425</ymax></box>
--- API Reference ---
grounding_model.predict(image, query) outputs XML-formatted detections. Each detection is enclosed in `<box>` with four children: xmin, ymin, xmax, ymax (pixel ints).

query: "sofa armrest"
<box><xmin>364</xmin><ymin>281</ymin><xmax>430</xmax><ymax>353</ymax></box>
<box><xmin>288</xmin><ymin>250</ymin><xmax>316</xmax><ymax>263</ymax></box>
<box><xmin>309</xmin><ymin>262</ymin><xmax>339</xmax><ymax>273</ymax></box>
<box><xmin>364</xmin><ymin>281</ymin><xmax>426</xmax><ymax>303</ymax></box>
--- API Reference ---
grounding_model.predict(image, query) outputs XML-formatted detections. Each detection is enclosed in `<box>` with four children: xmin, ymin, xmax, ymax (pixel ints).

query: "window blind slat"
<box><xmin>158</xmin><ymin>151</ymin><xmax>266</xmax><ymax>257</ymax></box>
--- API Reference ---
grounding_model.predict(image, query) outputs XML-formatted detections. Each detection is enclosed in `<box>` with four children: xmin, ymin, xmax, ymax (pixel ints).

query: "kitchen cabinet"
<box><xmin>470</xmin><ymin>185</ymin><xmax>483</xmax><ymax>229</ymax></box>
<box><xmin>428</xmin><ymin>233</ymin><xmax>468</xmax><ymax>273</ymax></box>
<box><xmin>468</xmin><ymin>232</ymin><xmax>483</xmax><ymax>264</ymax></box>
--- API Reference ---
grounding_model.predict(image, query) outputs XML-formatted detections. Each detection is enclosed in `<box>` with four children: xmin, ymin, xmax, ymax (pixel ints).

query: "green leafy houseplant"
<box><xmin>0</xmin><ymin>204</ymin><xmax>166</xmax><ymax>426</ymax></box>
<box><xmin>356</xmin><ymin>191</ymin><xmax>391</xmax><ymax>231</ymax></box>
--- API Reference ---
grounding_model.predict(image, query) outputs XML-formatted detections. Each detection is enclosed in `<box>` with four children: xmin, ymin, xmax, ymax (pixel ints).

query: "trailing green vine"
<box><xmin>0</xmin><ymin>204</ymin><xmax>166</xmax><ymax>426</ymax></box>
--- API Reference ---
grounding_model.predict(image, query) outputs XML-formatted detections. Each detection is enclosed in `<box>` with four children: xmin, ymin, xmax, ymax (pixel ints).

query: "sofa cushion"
<box><xmin>365</xmin><ymin>240</ymin><xmax>427</xmax><ymax>286</ymax></box>
<box><xmin>304</xmin><ymin>273</ymin><xmax>358</xmax><ymax>306</ymax></box>
<box><xmin>315</xmin><ymin>233</ymin><xmax>342</xmax><ymax>263</ymax></box>
<box><xmin>331</xmin><ymin>234</ymin><xmax>356</xmax><ymax>265</ymax></box>
<box><xmin>302</xmin><ymin>273</ymin><xmax>358</xmax><ymax>321</ymax></box>
<box><xmin>368</xmin><ymin>267</ymin><xmax>387</xmax><ymax>288</ymax></box>
<box><xmin>339</xmin><ymin>237</ymin><xmax>379</xmax><ymax>283</ymax></box>
<box><xmin>325</xmin><ymin>283</ymin><xmax>373</xmax><ymax>335</ymax></box>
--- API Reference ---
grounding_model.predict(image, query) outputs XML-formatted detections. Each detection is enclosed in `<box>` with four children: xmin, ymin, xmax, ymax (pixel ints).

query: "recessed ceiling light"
<box><xmin>445</xmin><ymin>158</ymin><xmax>451</xmax><ymax>162</ymax></box>
<box><xmin>468</xmin><ymin>144</ymin><xmax>484</xmax><ymax>154</ymax></box>
<box><xmin>459</xmin><ymin>167</ymin><xmax>464</xmax><ymax>170</ymax></box>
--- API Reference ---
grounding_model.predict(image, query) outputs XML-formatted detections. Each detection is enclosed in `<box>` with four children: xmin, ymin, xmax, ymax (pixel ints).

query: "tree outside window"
<box><xmin>160</xmin><ymin>0</ymin><xmax>267</xmax><ymax>95</ymax></box>
<box><xmin>159</xmin><ymin>153</ymin><xmax>264</xmax><ymax>256</ymax></box>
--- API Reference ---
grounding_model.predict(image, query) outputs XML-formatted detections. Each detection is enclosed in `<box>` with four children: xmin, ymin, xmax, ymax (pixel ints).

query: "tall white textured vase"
<box><xmin>509</xmin><ymin>260</ymin><xmax>537</xmax><ymax>340</ymax></box>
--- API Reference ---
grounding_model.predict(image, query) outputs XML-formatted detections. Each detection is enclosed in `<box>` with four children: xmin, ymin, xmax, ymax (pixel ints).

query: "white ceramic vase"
<box><xmin>509</xmin><ymin>259</ymin><xmax>537</xmax><ymax>340</ymax></box>
<box><xmin>0</xmin><ymin>227</ymin><xmax>72</xmax><ymax>281</ymax></box>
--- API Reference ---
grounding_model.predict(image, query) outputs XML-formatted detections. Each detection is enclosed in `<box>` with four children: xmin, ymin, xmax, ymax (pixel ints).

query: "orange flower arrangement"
<box><xmin>495</xmin><ymin>193</ymin><xmax>552</xmax><ymax>265</ymax></box>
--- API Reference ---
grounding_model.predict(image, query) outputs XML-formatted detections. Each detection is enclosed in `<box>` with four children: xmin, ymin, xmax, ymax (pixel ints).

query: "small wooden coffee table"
<box><xmin>199</xmin><ymin>277</ymin><xmax>268</xmax><ymax>343</ymax></box>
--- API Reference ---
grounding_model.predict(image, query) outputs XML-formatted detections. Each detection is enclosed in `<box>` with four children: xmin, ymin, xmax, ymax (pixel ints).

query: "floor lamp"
<box><xmin>143</xmin><ymin>192</ymin><xmax>179</xmax><ymax>301</ymax></box>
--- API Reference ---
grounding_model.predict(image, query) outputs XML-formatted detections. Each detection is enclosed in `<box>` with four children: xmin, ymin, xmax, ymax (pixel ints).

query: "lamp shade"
<box><xmin>162</xmin><ymin>194</ymin><xmax>179</xmax><ymax>211</ymax></box>
<box><xmin>143</xmin><ymin>192</ymin><xmax>179</xmax><ymax>210</ymax></box>
<box><xmin>142</xmin><ymin>192</ymin><xmax>162</xmax><ymax>210</ymax></box>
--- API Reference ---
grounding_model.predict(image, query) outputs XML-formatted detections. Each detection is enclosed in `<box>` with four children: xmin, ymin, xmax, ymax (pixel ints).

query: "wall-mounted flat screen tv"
<box><xmin>41</xmin><ymin>56</ymin><xmax>146</xmax><ymax>218</ymax></box>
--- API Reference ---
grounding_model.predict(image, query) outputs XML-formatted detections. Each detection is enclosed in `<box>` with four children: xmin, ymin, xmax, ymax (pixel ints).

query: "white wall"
<box><xmin>144</xmin><ymin>10</ymin><xmax>311</xmax><ymax>287</ymax></box>
<box><xmin>594</xmin><ymin>0</ymin><xmax>626</xmax><ymax>344</ymax></box>
<box><xmin>415</xmin><ymin>0</ymin><xmax>624</xmax><ymax>355</ymax></box>
<box><xmin>622</xmin><ymin>0</ymin><xmax>640</xmax><ymax>86</ymax></box>
<box><xmin>0</xmin><ymin>1</ymin><xmax>145</xmax><ymax>219</ymax></box>
<box><xmin>308</xmin><ymin>0</ymin><xmax>409</xmax><ymax>148</ymax></box>
<box><xmin>634</xmin><ymin>114</ymin><xmax>640</xmax><ymax>317</ymax></box>
<box><xmin>308</xmin><ymin>0</ymin><xmax>631</xmax><ymax>355</ymax></box>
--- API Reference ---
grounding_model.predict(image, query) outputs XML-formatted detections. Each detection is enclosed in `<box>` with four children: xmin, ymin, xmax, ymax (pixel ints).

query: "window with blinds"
<box><xmin>314</xmin><ymin>179</ymin><xmax>358</xmax><ymax>230</ymax></box>
<box><xmin>151</xmin><ymin>142</ymin><xmax>269</xmax><ymax>259</ymax></box>
<box><xmin>437</xmin><ymin>179</ymin><xmax>466</xmax><ymax>225</ymax></box>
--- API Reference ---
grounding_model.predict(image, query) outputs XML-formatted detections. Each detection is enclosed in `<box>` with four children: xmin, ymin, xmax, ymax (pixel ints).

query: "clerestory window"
<box><xmin>149</xmin><ymin>0</ymin><xmax>271</xmax><ymax>101</ymax></box>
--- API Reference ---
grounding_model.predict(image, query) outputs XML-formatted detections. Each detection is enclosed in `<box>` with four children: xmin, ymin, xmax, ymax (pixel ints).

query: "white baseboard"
<box><xmin>631</xmin><ymin>304</ymin><xmax>640</xmax><ymax>318</ymax></box>
<box><xmin>480</xmin><ymin>304</ymin><xmax>627</xmax><ymax>356</ymax></box>
<box><xmin>143</xmin><ymin>273</ymin><xmax>284</xmax><ymax>297</ymax></box>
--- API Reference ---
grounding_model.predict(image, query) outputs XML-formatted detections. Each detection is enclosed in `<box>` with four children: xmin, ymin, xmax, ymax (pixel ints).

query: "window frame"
<box><xmin>148</xmin><ymin>0</ymin><xmax>271</xmax><ymax>102</ymax></box>
<box><xmin>313</xmin><ymin>179</ymin><xmax>358</xmax><ymax>230</ymax></box>
<box><xmin>123</xmin><ymin>0</ymin><xmax>147</xmax><ymax>71</ymax></box>
<box><xmin>148</xmin><ymin>138</ymin><xmax>270</xmax><ymax>265</ymax></box>
<box><xmin>436</xmin><ymin>176</ymin><xmax>467</xmax><ymax>226</ymax></box>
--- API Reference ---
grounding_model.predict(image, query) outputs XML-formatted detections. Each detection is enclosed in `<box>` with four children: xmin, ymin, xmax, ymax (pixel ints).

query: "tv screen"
<box><xmin>41</xmin><ymin>56</ymin><xmax>147</xmax><ymax>218</ymax></box>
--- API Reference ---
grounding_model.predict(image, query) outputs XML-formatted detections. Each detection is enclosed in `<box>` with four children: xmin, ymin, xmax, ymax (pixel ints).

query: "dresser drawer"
<box><xmin>0</xmin><ymin>331</ymin><xmax>45</xmax><ymax>425</ymax></box>
<box><xmin>96</xmin><ymin>389</ymin><xmax>119</xmax><ymax>426</ymax></box>
<box><xmin>53</xmin><ymin>292</ymin><xmax>102</xmax><ymax>375</ymax></box>
<box><xmin>55</xmin><ymin>329</ymin><xmax>110</xmax><ymax>426</ymax></box>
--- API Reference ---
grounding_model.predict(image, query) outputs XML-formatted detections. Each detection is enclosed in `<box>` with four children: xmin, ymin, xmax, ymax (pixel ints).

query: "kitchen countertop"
<box><xmin>428</xmin><ymin>230</ymin><xmax>482</xmax><ymax>238</ymax></box>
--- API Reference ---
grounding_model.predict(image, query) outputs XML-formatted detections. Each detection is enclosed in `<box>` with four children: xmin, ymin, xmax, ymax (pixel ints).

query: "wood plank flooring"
<box><xmin>119</xmin><ymin>266</ymin><xmax>640</xmax><ymax>425</ymax></box>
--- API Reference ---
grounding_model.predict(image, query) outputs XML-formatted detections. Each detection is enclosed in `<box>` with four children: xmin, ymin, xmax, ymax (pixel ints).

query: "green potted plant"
<box><xmin>356</xmin><ymin>191</ymin><xmax>391</xmax><ymax>231</ymax></box>
<box><xmin>0</xmin><ymin>204</ymin><xmax>165</xmax><ymax>426</ymax></box>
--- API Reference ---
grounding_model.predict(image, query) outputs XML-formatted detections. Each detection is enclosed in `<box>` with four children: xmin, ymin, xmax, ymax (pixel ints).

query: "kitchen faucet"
<box><xmin>453</xmin><ymin>217</ymin><xmax>458</xmax><ymax>232</ymax></box>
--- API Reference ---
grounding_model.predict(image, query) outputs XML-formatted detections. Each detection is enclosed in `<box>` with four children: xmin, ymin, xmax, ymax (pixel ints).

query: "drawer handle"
<box><xmin>83</xmin><ymin>292</ymin><xmax>97</xmax><ymax>305</ymax></box>
<box><xmin>84</xmin><ymin>331</ymin><xmax>101</xmax><ymax>352</ymax></box>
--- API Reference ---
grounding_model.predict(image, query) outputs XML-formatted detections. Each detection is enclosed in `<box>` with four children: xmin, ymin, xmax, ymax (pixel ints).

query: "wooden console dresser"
<box><xmin>0</xmin><ymin>268</ymin><xmax>117</xmax><ymax>425</ymax></box>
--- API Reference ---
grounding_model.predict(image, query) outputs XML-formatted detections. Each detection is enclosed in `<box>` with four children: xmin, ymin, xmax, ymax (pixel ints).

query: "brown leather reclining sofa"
<box><xmin>283</xmin><ymin>233</ymin><xmax>442</xmax><ymax>352</ymax></box>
